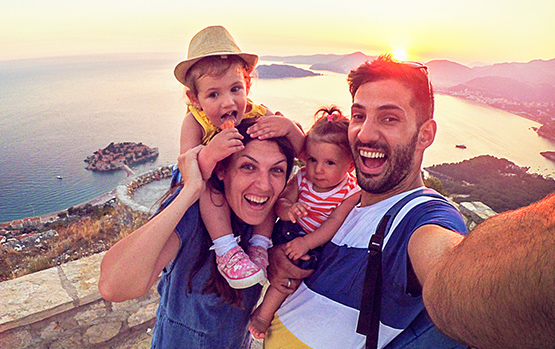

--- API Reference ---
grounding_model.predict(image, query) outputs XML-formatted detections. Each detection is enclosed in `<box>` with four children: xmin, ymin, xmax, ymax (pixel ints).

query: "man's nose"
<box><xmin>357</xmin><ymin>118</ymin><xmax>380</xmax><ymax>143</ymax></box>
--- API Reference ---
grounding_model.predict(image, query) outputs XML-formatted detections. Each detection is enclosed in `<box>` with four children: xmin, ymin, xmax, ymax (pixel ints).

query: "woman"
<box><xmin>98</xmin><ymin>118</ymin><xmax>295</xmax><ymax>348</ymax></box>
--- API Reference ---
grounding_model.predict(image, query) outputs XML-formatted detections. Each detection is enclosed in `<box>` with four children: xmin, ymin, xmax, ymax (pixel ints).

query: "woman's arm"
<box><xmin>98</xmin><ymin>146</ymin><xmax>205</xmax><ymax>302</ymax></box>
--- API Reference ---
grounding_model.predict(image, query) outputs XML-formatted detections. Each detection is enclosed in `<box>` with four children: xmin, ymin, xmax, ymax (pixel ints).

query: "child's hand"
<box><xmin>247</xmin><ymin>114</ymin><xmax>294</xmax><ymax>140</ymax></box>
<box><xmin>285</xmin><ymin>237</ymin><xmax>310</xmax><ymax>261</ymax></box>
<box><xmin>287</xmin><ymin>202</ymin><xmax>309</xmax><ymax>223</ymax></box>
<box><xmin>204</xmin><ymin>127</ymin><xmax>244</xmax><ymax>162</ymax></box>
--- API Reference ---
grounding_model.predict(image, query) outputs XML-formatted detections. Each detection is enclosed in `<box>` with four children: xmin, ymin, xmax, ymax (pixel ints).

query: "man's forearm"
<box><xmin>423</xmin><ymin>193</ymin><xmax>555</xmax><ymax>348</ymax></box>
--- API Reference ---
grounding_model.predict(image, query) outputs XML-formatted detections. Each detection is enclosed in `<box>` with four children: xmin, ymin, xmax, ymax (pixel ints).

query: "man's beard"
<box><xmin>353</xmin><ymin>133</ymin><xmax>418</xmax><ymax>194</ymax></box>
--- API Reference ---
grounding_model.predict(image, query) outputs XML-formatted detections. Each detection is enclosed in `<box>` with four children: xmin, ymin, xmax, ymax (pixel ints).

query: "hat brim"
<box><xmin>174</xmin><ymin>52</ymin><xmax>259</xmax><ymax>86</ymax></box>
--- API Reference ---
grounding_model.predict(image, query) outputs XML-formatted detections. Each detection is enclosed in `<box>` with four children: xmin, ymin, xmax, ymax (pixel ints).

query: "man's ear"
<box><xmin>418</xmin><ymin>119</ymin><xmax>436</xmax><ymax>150</ymax></box>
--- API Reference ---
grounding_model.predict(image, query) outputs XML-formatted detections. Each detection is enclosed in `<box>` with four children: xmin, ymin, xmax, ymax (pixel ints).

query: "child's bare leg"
<box><xmin>200</xmin><ymin>188</ymin><xmax>266</xmax><ymax>288</ymax></box>
<box><xmin>248</xmin><ymin>213</ymin><xmax>275</xmax><ymax>275</ymax></box>
<box><xmin>249</xmin><ymin>285</ymin><xmax>288</xmax><ymax>339</ymax></box>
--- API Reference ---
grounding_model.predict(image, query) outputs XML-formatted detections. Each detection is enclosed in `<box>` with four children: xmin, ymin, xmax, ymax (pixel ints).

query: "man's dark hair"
<box><xmin>347</xmin><ymin>54</ymin><xmax>434</xmax><ymax>126</ymax></box>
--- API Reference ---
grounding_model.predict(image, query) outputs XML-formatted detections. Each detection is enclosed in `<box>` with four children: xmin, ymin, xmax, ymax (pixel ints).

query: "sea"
<box><xmin>1</xmin><ymin>53</ymin><xmax>554</xmax><ymax>223</ymax></box>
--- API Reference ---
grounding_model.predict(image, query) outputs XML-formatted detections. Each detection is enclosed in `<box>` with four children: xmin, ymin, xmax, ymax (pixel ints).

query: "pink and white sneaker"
<box><xmin>247</xmin><ymin>245</ymin><xmax>269</xmax><ymax>279</ymax></box>
<box><xmin>216</xmin><ymin>246</ymin><xmax>267</xmax><ymax>289</ymax></box>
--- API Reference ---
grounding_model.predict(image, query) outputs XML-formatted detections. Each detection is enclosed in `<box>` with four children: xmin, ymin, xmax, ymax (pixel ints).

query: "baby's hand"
<box><xmin>247</xmin><ymin>114</ymin><xmax>293</xmax><ymax>140</ymax></box>
<box><xmin>285</xmin><ymin>237</ymin><xmax>310</xmax><ymax>261</ymax></box>
<box><xmin>287</xmin><ymin>202</ymin><xmax>309</xmax><ymax>223</ymax></box>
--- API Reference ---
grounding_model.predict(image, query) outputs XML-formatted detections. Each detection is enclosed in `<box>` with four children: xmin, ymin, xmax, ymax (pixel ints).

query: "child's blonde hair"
<box><xmin>184</xmin><ymin>56</ymin><xmax>253</xmax><ymax>97</ymax></box>
<box><xmin>307</xmin><ymin>106</ymin><xmax>351</xmax><ymax>154</ymax></box>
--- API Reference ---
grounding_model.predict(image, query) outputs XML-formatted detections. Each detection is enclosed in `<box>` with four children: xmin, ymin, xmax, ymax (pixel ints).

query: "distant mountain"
<box><xmin>261</xmin><ymin>54</ymin><xmax>346</xmax><ymax>65</ymax></box>
<box><xmin>426</xmin><ymin>60</ymin><xmax>476</xmax><ymax>88</ymax></box>
<box><xmin>310</xmin><ymin>52</ymin><xmax>375</xmax><ymax>74</ymax></box>
<box><xmin>260</xmin><ymin>53</ymin><xmax>555</xmax><ymax>125</ymax></box>
<box><xmin>472</xmin><ymin>59</ymin><xmax>555</xmax><ymax>86</ymax></box>
<box><xmin>447</xmin><ymin>76</ymin><xmax>555</xmax><ymax>103</ymax></box>
<box><xmin>256</xmin><ymin>64</ymin><xmax>321</xmax><ymax>79</ymax></box>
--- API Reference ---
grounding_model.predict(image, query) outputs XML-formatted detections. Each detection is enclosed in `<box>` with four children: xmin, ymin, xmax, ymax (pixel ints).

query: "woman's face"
<box><xmin>219</xmin><ymin>139</ymin><xmax>288</xmax><ymax>225</ymax></box>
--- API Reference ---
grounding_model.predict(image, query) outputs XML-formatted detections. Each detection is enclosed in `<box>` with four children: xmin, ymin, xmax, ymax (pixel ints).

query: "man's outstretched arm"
<box><xmin>423</xmin><ymin>193</ymin><xmax>555</xmax><ymax>348</ymax></box>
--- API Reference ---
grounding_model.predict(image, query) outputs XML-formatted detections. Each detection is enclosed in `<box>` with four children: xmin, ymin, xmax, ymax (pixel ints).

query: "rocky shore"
<box><xmin>84</xmin><ymin>142</ymin><xmax>158</xmax><ymax>171</ymax></box>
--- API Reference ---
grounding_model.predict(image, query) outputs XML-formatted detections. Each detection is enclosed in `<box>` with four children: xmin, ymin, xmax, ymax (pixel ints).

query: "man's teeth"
<box><xmin>360</xmin><ymin>150</ymin><xmax>385</xmax><ymax>159</ymax></box>
<box><xmin>246</xmin><ymin>195</ymin><xmax>268</xmax><ymax>204</ymax></box>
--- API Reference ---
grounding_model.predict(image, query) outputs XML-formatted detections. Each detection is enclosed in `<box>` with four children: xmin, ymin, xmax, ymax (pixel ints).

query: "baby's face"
<box><xmin>194</xmin><ymin>65</ymin><xmax>249</xmax><ymax>128</ymax></box>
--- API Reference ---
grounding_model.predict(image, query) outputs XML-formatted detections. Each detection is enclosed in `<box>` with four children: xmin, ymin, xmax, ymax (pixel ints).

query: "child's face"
<box><xmin>190</xmin><ymin>65</ymin><xmax>249</xmax><ymax>128</ymax></box>
<box><xmin>305</xmin><ymin>140</ymin><xmax>354</xmax><ymax>192</ymax></box>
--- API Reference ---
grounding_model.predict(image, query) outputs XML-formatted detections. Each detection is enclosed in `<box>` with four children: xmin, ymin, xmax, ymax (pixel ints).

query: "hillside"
<box><xmin>425</xmin><ymin>155</ymin><xmax>555</xmax><ymax>213</ymax></box>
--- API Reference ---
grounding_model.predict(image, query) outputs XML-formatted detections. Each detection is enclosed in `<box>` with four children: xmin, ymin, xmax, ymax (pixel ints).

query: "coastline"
<box><xmin>2</xmin><ymin>189</ymin><xmax>117</xmax><ymax>226</ymax></box>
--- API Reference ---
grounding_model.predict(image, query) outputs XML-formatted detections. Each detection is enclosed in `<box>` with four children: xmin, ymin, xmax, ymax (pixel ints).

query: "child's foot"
<box><xmin>247</xmin><ymin>245</ymin><xmax>269</xmax><ymax>279</ymax></box>
<box><xmin>216</xmin><ymin>246</ymin><xmax>267</xmax><ymax>289</ymax></box>
<box><xmin>249</xmin><ymin>306</ymin><xmax>272</xmax><ymax>339</ymax></box>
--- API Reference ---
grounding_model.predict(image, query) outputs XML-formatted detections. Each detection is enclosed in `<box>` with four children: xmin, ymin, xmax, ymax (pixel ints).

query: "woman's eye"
<box><xmin>241</xmin><ymin>164</ymin><xmax>254</xmax><ymax>171</ymax></box>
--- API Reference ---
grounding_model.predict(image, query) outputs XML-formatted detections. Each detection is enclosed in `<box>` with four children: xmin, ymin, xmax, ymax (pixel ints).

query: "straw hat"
<box><xmin>174</xmin><ymin>25</ymin><xmax>258</xmax><ymax>86</ymax></box>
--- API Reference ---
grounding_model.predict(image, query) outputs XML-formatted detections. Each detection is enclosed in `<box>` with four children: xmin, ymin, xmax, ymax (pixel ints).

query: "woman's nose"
<box><xmin>254</xmin><ymin>171</ymin><xmax>271</xmax><ymax>190</ymax></box>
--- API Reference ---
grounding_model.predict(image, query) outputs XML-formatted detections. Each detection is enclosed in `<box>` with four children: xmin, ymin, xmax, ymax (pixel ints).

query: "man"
<box><xmin>265</xmin><ymin>54</ymin><xmax>555</xmax><ymax>348</ymax></box>
<box><xmin>265</xmin><ymin>54</ymin><xmax>467</xmax><ymax>348</ymax></box>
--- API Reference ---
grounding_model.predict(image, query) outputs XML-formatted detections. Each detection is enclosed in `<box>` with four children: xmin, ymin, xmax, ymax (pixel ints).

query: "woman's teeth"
<box><xmin>245</xmin><ymin>195</ymin><xmax>268</xmax><ymax>204</ymax></box>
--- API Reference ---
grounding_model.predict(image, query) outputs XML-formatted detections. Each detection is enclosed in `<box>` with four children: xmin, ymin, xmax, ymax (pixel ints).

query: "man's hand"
<box><xmin>268</xmin><ymin>244</ymin><xmax>313</xmax><ymax>294</ymax></box>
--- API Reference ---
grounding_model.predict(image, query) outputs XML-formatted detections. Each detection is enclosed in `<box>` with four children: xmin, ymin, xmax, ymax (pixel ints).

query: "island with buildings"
<box><xmin>84</xmin><ymin>142</ymin><xmax>159</xmax><ymax>172</ymax></box>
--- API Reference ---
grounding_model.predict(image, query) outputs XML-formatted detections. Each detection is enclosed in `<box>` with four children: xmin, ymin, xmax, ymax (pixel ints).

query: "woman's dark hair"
<box><xmin>185</xmin><ymin>117</ymin><xmax>295</xmax><ymax>306</ymax></box>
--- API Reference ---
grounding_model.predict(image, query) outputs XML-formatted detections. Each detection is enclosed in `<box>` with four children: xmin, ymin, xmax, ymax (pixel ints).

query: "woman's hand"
<box><xmin>177</xmin><ymin>145</ymin><xmax>206</xmax><ymax>200</ymax></box>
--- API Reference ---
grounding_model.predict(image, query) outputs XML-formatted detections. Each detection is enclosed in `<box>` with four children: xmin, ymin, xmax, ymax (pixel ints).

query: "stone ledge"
<box><xmin>0</xmin><ymin>252</ymin><xmax>159</xmax><ymax>348</ymax></box>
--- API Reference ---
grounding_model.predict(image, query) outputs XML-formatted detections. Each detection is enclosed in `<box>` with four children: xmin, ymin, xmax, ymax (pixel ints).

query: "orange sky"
<box><xmin>1</xmin><ymin>0</ymin><xmax>554</xmax><ymax>65</ymax></box>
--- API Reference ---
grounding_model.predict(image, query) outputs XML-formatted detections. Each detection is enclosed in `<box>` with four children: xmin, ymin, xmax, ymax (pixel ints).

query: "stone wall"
<box><xmin>0</xmin><ymin>252</ymin><xmax>159</xmax><ymax>348</ymax></box>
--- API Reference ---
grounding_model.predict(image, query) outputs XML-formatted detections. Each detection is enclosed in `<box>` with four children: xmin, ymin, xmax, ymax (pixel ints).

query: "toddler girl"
<box><xmin>173</xmin><ymin>25</ymin><xmax>304</xmax><ymax>289</ymax></box>
<box><xmin>249</xmin><ymin>106</ymin><xmax>361</xmax><ymax>338</ymax></box>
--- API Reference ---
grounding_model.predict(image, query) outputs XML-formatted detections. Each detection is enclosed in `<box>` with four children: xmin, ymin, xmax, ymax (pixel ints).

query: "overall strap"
<box><xmin>356</xmin><ymin>188</ymin><xmax>447</xmax><ymax>348</ymax></box>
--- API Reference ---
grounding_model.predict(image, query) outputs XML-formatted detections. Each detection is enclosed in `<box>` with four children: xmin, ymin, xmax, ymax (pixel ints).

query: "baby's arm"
<box><xmin>247</xmin><ymin>110</ymin><xmax>305</xmax><ymax>157</ymax></box>
<box><xmin>285</xmin><ymin>192</ymin><xmax>361</xmax><ymax>260</ymax></box>
<box><xmin>274</xmin><ymin>174</ymin><xmax>302</xmax><ymax>222</ymax></box>
<box><xmin>180</xmin><ymin>113</ymin><xmax>244</xmax><ymax>180</ymax></box>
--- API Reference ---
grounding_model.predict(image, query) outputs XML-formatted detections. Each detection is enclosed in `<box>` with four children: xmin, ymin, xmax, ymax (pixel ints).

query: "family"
<box><xmin>98</xmin><ymin>26</ymin><xmax>555</xmax><ymax>348</ymax></box>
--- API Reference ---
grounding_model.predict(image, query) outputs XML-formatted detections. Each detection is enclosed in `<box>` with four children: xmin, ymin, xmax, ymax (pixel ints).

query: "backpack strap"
<box><xmin>356</xmin><ymin>188</ymin><xmax>448</xmax><ymax>348</ymax></box>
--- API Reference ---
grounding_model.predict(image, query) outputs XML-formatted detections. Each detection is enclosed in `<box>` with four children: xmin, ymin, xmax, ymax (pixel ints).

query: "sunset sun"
<box><xmin>393</xmin><ymin>47</ymin><xmax>408</xmax><ymax>61</ymax></box>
